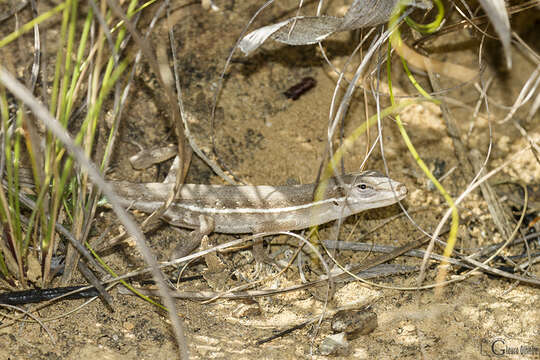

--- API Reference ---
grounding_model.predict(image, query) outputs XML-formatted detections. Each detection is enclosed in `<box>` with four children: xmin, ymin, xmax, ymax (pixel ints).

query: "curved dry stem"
<box><xmin>0</xmin><ymin>303</ymin><xmax>55</xmax><ymax>343</ymax></box>
<box><xmin>391</xmin><ymin>37</ymin><xmax>478</xmax><ymax>83</ymax></box>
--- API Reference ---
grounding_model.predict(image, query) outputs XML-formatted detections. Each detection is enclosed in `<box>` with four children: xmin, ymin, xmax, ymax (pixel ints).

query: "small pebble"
<box><xmin>331</xmin><ymin>308</ymin><xmax>378</xmax><ymax>339</ymax></box>
<box><xmin>319</xmin><ymin>332</ymin><xmax>349</xmax><ymax>356</ymax></box>
<box><xmin>232</xmin><ymin>302</ymin><xmax>261</xmax><ymax>318</ymax></box>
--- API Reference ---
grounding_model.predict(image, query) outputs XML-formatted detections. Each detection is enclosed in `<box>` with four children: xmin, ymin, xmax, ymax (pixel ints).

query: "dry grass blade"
<box><xmin>0</xmin><ymin>1</ymin><xmax>29</xmax><ymax>23</ymax></box>
<box><xmin>118</xmin><ymin>264</ymin><xmax>415</xmax><ymax>301</ymax></box>
<box><xmin>322</xmin><ymin>239</ymin><xmax>472</xmax><ymax>269</ymax></box>
<box><xmin>0</xmin><ymin>303</ymin><xmax>55</xmax><ymax>344</ymax></box>
<box><xmin>469</xmin><ymin>149</ymin><xmax>513</xmax><ymax>239</ymax></box>
<box><xmin>463</xmin><ymin>257</ymin><xmax>540</xmax><ymax>286</ymax></box>
<box><xmin>477</xmin><ymin>0</ymin><xmax>512</xmax><ymax>68</ymax></box>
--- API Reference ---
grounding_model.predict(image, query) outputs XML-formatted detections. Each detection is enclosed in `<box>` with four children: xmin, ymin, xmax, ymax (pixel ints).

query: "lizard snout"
<box><xmin>397</xmin><ymin>184</ymin><xmax>407</xmax><ymax>197</ymax></box>
<box><xmin>394</xmin><ymin>183</ymin><xmax>407</xmax><ymax>198</ymax></box>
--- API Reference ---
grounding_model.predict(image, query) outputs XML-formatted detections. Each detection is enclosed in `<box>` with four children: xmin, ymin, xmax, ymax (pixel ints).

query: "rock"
<box><xmin>331</xmin><ymin>308</ymin><xmax>378</xmax><ymax>339</ymax></box>
<box><xmin>319</xmin><ymin>332</ymin><xmax>349</xmax><ymax>356</ymax></box>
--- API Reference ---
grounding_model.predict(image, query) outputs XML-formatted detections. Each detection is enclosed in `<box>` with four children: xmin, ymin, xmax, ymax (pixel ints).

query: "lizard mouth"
<box><xmin>394</xmin><ymin>183</ymin><xmax>407</xmax><ymax>199</ymax></box>
<box><xmin>366</xmin><ymin>182</ymin><xmax>407</xmax><ymax>205</ymax></box>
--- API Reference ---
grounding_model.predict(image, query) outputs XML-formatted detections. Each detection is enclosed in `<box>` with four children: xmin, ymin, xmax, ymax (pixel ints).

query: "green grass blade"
<box><xmin>388</xmin><ymin>3</ymin><xmax>460</xmax><ymax>288</ymax></box>
<box><xmin>0</xmin><ymin>3</ymin><xmax>67</xmax><ymax>49</ymax></box>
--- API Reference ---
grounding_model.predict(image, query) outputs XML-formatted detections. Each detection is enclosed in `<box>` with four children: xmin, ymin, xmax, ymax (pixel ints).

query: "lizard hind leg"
<box><xmin>251</xmin><ymin>222</ymin><xmax>291</xmax><ymax>272</ymax></box>
<box><xmin>170</xmin><ymin>215</ymin><xmax>215</xmax><ymax>260</ymax></box>
<box><xmin>252</xmin><ymin>237</ymin><xmax>275</xmax><ymax>267</ymax></box>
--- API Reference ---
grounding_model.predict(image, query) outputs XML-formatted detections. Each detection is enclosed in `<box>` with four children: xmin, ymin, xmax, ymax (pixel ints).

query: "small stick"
<box><xmin>118</xmin><ymin>264</ymin><xmax>418</xmax><ymax>301</ymax></box>
<box><xmin>0</xmin><ymin>286</ymin><xmax>100</xmax><ymax>305</ymax></box>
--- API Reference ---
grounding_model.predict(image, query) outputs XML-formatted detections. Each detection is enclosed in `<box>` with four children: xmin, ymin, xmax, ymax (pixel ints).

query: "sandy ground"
<box><xmin>0</xmin><ymin>0</ymin><xmax>539</xmax><ymax>358</ymax></box>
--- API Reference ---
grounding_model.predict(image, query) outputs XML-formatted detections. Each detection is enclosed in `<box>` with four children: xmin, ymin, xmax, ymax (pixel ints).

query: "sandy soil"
<box><xmin>0</xmin><ymin>0</ymin><xmax>539</xmax><ymax>359</ymax></box>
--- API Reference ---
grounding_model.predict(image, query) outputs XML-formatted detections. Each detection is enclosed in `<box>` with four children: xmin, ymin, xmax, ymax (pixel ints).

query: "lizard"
<box><xmin>110</xmin><ymin>168</ymin><xmax>407</xmax><ymax>261</ymax></box>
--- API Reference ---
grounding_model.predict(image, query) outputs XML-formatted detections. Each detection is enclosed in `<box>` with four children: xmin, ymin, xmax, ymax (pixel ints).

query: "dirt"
<box><xmin>0</xmin><ymin>0</ymin><xmax>539</xmax><ymax>359</ymax></box>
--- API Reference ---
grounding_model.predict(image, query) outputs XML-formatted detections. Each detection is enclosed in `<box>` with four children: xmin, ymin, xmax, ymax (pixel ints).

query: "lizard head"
<box><xmin>335</xmin><ymin>171</ymin><xmax>407</xmax><ymax>214</ymax></box>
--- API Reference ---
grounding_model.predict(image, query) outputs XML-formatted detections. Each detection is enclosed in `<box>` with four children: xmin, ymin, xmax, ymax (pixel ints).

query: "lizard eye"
<box><xmin>353</xmin><ymin>182</ymin><xmax>376</xmax><ymax>198</ymax></box>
